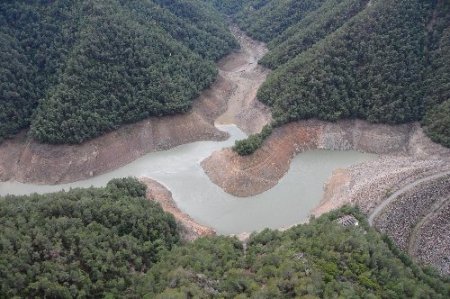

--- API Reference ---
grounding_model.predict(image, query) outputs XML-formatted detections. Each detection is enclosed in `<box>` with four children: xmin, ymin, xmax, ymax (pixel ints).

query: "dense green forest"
<box><xmin>422</xmin><ymin>1</ymin><xmax>450</xmax><ymax>147</ymax></box>
<box><xmin>2</xmin><ymin>0</ymin><xmax>448</xmax><ymax>148</ymax></box>
<box><xmin>0</xmin><ymin>178</ymin><xmax>180</xmax><ymax>297</ymax></box>
<box><xmin>205</xmin><ymin>0</ymin><xmax>450</xmax><ymax>153</ymax></box>
<box><xmin>1</xmin><ymin>186</ymin><xmax>449</xmax><ymax>297</ymax></box>
<box><xmin>0</xmin><ymin>0</ymin><xmax>237</xmax><ymax>144</ymax></box>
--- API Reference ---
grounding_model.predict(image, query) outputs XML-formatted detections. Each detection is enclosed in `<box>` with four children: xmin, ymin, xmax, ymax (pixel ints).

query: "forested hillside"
<box><xmin>1</xmin><ymin>189</ymin><xmax>449</xmax><ymax>298</ymax></box>
<box><xmin>207</xmin><ymin>0</ymin><xmax>450</xmax><ymax>153</ymax></box>
<box><xmin>0</xmin><ymin>0</ymin><xmax>237</xmax><ymax>144</ymax></box>
<box><xmin>0</xmin><ymin>178</ymin><xmax>180</xmax><ymax>298</ymax></box>
<box><xmin>422</xmin><ymin>0</ymin><xmax>450</xmax><ymax>147</ymax></box>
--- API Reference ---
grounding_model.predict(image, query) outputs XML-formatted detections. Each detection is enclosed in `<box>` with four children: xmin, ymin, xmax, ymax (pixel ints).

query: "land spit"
<box><xmin>202</xmin><ymin>118</ymin><xmax>450</xmax><ymax>272</ymax></box>
<box><xmin>140</xmin><ymin>177</ymin><xmax>215</xmax><ymax>241</ymax></box>
<box><xmin>202</xmin><ymin>120</ymin><xmax>450</xmax><ymax>198</ymax></box>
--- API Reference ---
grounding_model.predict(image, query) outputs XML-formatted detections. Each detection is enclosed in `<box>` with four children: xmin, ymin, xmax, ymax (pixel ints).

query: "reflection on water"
<box><xmin>0</xmin><ymin>125</ymin><xmax>375</xmax><ymax>234</ymax></box>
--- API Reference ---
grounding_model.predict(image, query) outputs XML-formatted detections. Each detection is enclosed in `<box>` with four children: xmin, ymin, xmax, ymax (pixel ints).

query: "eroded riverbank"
<box><xmin>1</xmin><ymin>25</ymin><xmax>449</xmax><ymax>254</ymax></box>
<box><xmin>202</xmin><ymin>120</ymin><xmax>450</xmax><ymax>198</ymax></box>
<box><xmin>140</xmin><ymin>177</ymin><xmax>215</xmax><ymax>241</ymax></box>
<box><xmin>0</xmin><ymin>26</ymin><xmax>269</xmax><ymax>185</ymax></box>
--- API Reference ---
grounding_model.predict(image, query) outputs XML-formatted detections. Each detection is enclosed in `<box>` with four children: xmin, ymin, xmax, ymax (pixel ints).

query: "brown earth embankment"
<box><xmin>0</xmin><ymin>26</ymin><xmax>270</xmax><ymax>185</ymax></box>
<box><xmin>0</xmin><ymin>75</ymin><xmax>231</xmax><ymax>184</ymax></box>
<box><xmin>140</xmin><ymin>177</ymin><xmax>215</xmax><ymax>241</ymax></box>
<box><xmin>202</xmin><ymin>120</ymin><xmax>450</xmax><ymax>197</ymax></box>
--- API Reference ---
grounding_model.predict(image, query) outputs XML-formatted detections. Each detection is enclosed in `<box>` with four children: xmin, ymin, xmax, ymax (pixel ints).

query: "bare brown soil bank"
<box><xmin>140</xmin><ymin>177</ymin><xmax>215</xmax><ymax>242</ymax></box>
<box><xmin>202</xmin><ymin>119</ymin><xmax>450</xmax><ymax>197</ymax></box>
<box><xmin>0</xmin><ymin>77</ymin><xmax>230</xmax><ymax>184</ymax></box>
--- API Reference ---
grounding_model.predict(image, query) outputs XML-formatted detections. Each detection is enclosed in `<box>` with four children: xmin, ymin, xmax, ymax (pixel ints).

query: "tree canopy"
<box><xmin>0</xmin><ymin>178</ymin><xmax>180</xmax><ymax>298</ymax></box>
<box><xmin>0</xmin><ymin>0</ymin><xmax>237</xmax><ymax>144</ymax></box>
<box><xmin>205</xmin><ymin>0</ymin><xmax>450</xmax><ymax>153</ymax></box>
<box><xmin>2</xmin><ymin>187</ymin><xmax>449</xmax><ymax>298</ymax></box>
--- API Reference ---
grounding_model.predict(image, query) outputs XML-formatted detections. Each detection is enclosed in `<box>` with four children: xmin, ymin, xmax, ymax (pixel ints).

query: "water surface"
<box><xmin>0</xmin><ymin>125</ymin><xmax>375</xmax><ymax>234</ymax></box>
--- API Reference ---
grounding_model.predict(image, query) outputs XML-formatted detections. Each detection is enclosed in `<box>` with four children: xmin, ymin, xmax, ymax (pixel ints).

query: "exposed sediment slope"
<box><xmin>411</xmin><ymin>199</ymin><xmax>450</xmax><ymax>275</ymax></box>
<box><xmin>214</xmin><ymin>26</ymin><xmax>271</xmax><ymax>134</ymax></box>
<box><xmin>372</xmin><ymin>175</ymin><xmax>450</xmax><ymax>275</ymax></box>
<box><xmin>315</xmin><ymin>158</ymin><xmax>450</xmax><ymax>217</ymax></box>
<box><xmin>0</xmin><ymin>27</ymin><xmax>270</xmax><ymax>185</ymax></box>
<box><xmin>0</xmin><ymin>76</ymin><xmax>230</xmax><ymax>184</ymax></box>
<box><xmin>202</xmin><ymin>120</ymin><xmax>450</xmax><ymax>197</ymax></box>
<box><xmin>140</xmin><ymin>177</ymin><xmax>215</xmax><ymax>241</ymax></box>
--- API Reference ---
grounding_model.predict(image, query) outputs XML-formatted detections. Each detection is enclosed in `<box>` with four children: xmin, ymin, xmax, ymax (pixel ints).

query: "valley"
<box><xmin>1</xmin><ymin>0</ymin><xmax>449</xmax><ymax>297</ymax></box>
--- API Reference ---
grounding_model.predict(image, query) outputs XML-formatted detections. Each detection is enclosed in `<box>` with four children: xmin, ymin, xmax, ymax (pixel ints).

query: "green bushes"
<box><xmin>423</xmin><ymin>100</ymin><xmax>450</xmax><ymax>147</ymax></box>
<box><xmin>2</xmin><ymin>185</ymin><xmax>448</xmax><ymax>298</ymax></box>
<box><xmin>256</xmin><ymin>0</ymin><xmax>429</xmax><ymax>126</ymax></box>
<box><xmin>233</xmin><ymin>124</ymin><xmax>272</xmax><ymax>155</ymax></box>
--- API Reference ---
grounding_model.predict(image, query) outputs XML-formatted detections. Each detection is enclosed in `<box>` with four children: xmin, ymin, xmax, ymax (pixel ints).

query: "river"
<box><xmin>0</xmin><ymin>28</ymin><xmax>376</xmax><ymax>234</ymax></box>
<box><xmin>0</xmin><ymin>125</ymin><xmax>375</xmax><ymax>234</ymax></box>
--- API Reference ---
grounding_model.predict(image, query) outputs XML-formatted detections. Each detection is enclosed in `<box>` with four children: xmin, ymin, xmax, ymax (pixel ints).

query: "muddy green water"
<box><xmin>0</xmin><ymin>125</ymin><xmax>375</xmax><ymax>234</ymax></box>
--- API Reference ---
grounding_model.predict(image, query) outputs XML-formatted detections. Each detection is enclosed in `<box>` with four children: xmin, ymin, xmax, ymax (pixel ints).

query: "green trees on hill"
<box><xmin>0</xmin><ymin>0</ymin><xmax>237</xmax><ymax>144</ymax></box>
<box><xmin>139</xmin><ymin>207</ymin><xmax>450</xmax><ymax>298</ymax></box>
<box><xmin>0</xmin><ymin>178</ymin><xmax>179</xmax><ymax>298</ymax></box>
<box><xmin>422</xmin><ymin>0</ymin><xmax>450</xmax><ymax>147</ymax></box>
<box><xmin>257</xmin><ymin>0</ymin><xmax>428</xmax><ymax>125</ymax></box>
<box><xmin>0</xmin><ymin>1</ymin><xmax>81</xmax><ymax>143</ymax></box>
<box><xmin>210</xmin><ymin>0</ymin><xmax>449</xmax><ymax>153</ymax></box>
<box><xmin>2</xmin><ymin>187</ymin><xmax>449</xmax><ymax>298</ymax></box>
<box><xmin>235</xmin><ymin>0</ymin><xmax>329</xmax><ymax>43</ymax></box>
<box><xmin>259</xmin><ymin>0</ymin><xmax>370</xmax><ymax>69</ymax></box>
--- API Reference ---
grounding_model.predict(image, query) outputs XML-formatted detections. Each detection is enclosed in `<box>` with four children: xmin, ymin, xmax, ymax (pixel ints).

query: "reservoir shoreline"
<box><xmin>1</xmin><ymin>28</ymin><xmax>449</xmax><ymax>249</ymax></box>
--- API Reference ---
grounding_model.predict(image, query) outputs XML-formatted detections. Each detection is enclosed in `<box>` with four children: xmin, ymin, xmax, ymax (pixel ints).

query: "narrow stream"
<box><xmin>0</xmin><ymin>125</ymin><xmax>375</xmax><ymax>234</ymax></box>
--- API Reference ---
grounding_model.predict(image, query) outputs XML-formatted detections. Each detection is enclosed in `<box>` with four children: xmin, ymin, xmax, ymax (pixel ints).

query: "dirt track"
<box><xmin>368</xmin><ymin>171</ymin><xmax>450</xmax><ymax>225</ymax></box>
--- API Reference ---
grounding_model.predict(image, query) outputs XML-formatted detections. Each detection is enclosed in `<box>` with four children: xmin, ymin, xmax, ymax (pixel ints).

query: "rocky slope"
<box><xmin>372</xmin><ymin>175</ymin><xmax>450</xmax><ymax>275</ymax></box>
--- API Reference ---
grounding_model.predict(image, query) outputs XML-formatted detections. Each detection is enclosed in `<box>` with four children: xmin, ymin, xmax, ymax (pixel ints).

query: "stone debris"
<box><xmin>374</xmin><ymin>175</ymin><xmax>450</xmax><ymax>275</ymax></box>
<box><xmin>413</xmin><ymin>200</ymin><xmax>450</xmax><ymax>276</ymax></box>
